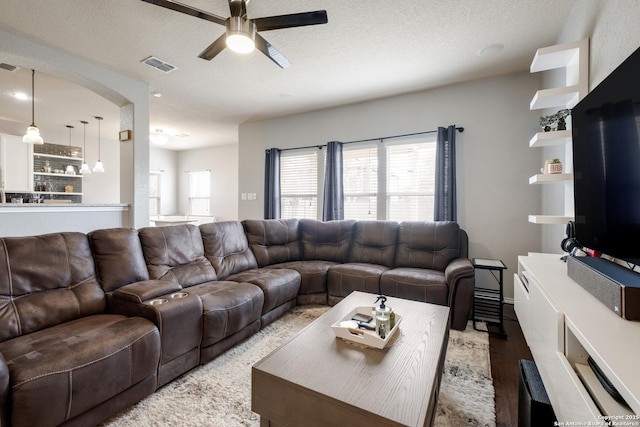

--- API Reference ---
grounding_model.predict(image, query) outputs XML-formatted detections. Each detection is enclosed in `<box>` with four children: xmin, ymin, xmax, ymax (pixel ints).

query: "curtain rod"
<box><xmin>275</xmin><ymin>126</ymin><xmax>464</xmax><ymax>153</ymax></box>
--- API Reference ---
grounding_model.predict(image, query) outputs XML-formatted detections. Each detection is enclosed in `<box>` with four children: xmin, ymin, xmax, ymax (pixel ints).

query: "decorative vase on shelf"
<box><xmin>555</xmin><ymin>109</ymin><xmax>571</xmax><ymax>131</ymax></box>
<box><xmin>557</xmin><ymin>118</ymin><xmax>566</xmax><ymax>131</ymax></box>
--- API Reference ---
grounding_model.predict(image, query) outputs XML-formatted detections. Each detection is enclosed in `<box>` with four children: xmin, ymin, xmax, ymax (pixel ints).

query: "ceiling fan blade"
<box><xmin>255</xmin><ymin>33</ymin><xmax>291</xmax><ymax>68</ymax></box>
<box><xmin>254</xmin><ymin>10</ymin><xmax>327</xmax><ymax>32</ymax></box>
<box><xmin>141</xmin><ymin>0</ymin><xmax>227</xmax><ymax>26</ymax></box>
<box><xmin>198</xmin><ymin>34</ymin><xmax>227</xmax><ymax>61</ymax></box>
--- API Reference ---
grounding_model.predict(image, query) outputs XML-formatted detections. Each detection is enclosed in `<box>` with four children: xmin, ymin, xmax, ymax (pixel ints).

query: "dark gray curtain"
<box><xmin>322</xmin><ymin>141</ymin><xmax>344</xmax><ymax>221</ymax></box>
<box><xmin>434</xmin><ymin>126</ymin><xmax>457</xmax><ymax>221</ymax></box>
<box><xmin>264</xmin><ymin>148</ymin><xmax>281</xmax><ymax>219</ymax></box>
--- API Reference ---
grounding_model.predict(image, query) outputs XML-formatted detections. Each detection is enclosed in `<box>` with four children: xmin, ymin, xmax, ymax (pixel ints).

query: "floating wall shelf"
<box><xmin>528</xmin><ymin>39</ymin><xmax>589</xmax><ymax>226</ymax></box>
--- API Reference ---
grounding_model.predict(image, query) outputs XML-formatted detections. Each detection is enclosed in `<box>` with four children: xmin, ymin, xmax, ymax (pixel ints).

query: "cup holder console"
<box><xmin>148</xmin><ymin>292</ymin><xmax>189</xmax><ymax>306</ymax></box>
<box><xmin>170</xmin><ymin>292</ymin><xmax>189</xmax><ymax>299</ymax></box>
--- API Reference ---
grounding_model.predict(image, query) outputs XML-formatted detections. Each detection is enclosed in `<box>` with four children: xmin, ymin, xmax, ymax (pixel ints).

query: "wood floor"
<box><xmin>487</xmin><ymin>304</ymin><xmax>533</xmax><ymax>427</ymax></box>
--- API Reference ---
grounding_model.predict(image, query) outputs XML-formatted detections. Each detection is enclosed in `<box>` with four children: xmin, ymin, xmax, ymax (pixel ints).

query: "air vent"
<box><xmin>141</xmin><ymin>56</ymin><xmax>177</xmax><ymax>73</ymax></box>
<box><xmin>174</xmin><ymin>133</ymin><xmax>189</xmax><ymax>138</ymax></box>
<box><xmin>0</xmin><ymin>63</ymin><xmax>17</xmax><ymax>72</ymax></box>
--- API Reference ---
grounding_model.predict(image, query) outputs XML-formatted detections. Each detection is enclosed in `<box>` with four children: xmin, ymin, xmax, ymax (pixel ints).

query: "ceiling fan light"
<box><xmin>150</xmin><ymin>133</ymin><xmax>168</xmax><ymax>145</ymax></box>
<box><xmin>226</xmin><ymin>17</ymin><xmax>256</xmax><ymax>54</ymax></box>
<box><xmin>227</xmin><ymin>34</ymin><xmax>254</xmax><ymax>53</ymax></box>
<box><xmin>23</xmin><ymin>125</ymin><xmax>44</xmax><ymax>144</ymax></box>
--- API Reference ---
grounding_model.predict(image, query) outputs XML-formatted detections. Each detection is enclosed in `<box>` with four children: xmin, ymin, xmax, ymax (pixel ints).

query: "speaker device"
<box><xmin>567</xmin><ymin>256</ymin><xmax>640</xmax><ymax>320</ymax></box>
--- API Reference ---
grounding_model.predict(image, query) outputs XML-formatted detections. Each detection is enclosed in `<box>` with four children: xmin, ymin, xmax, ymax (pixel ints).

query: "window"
<box><xmin>280</xmin><ymin>150</ymin><xmax>318</xmax><ymax>219</ymax></box>
<box><xmin>188</xmin><ymin>170</ymin><xmax>211</xmax><ymax>216</ymax></box>
<box><xmin>343</xmin><ymin>145</ymin><xmax>378</xmax><ymax>220</ymax></box>
<box><xmin>386</xmin><ymin>139</ymin><xmax>436</xmax><ymax>221</ymax></box>
<box><xmin>277</xmin><ymin>134</ymin><xmax>437</xmax><ymax>221</ymax></box>
<box><xmin>343</xmin><ymin>135</ymin><xmax>436</xmax><ymax>221</ymax></box>
<box><xmin>149</xmin><ymin>172</ymin><xmax>161</xmax><ymax>216</ymax></box>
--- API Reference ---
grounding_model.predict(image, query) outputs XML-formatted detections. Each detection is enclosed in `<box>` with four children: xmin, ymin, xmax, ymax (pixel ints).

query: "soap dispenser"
<box><xmin>375</xmin><ymin>295</ymin><xmax>392</xmax><ymax>339</ymax></box>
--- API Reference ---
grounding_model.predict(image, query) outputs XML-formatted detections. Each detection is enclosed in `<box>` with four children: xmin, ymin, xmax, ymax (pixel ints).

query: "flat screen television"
<box><xmin>572</xmin><ymin>45</ymin><xmax>640</xmax><ymax>264</ymax></box>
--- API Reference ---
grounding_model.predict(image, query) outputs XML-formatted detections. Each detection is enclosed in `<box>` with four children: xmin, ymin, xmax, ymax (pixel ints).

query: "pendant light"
<box><xmin>92</xmin><ymin>116</ymin><xmax>105</xmax><ymax>173</ymax></box>
<box><xmin>65</xmin><ymin>125</ymin><xmax>76</xmax><ymax>175</ymax></box>
<box><xmin>22</xmin><ymin>69</ymin><xmax>44</xmax><ymax>144</ymax></box>
<box><xmin>79</xmin><ymin>120</ymin><xmax>91</xmax><ymax>174</ymax></box>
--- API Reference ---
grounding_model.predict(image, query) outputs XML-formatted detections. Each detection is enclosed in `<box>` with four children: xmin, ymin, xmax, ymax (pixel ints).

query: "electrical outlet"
<box><xmin>241</xmin><ymin>193</ymin><xmax>247</xmax><ymax>201</ymax></box>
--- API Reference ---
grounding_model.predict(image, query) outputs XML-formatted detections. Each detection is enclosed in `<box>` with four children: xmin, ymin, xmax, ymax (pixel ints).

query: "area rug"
<box><xmin>102</xmin><ymin>306</ymin><xmax>495</xmax><ymax>427</ymax></box>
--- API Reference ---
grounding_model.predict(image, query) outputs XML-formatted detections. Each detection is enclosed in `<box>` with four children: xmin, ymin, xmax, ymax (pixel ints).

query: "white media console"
<box><xmin>515</xmin><ymin>253</ymin><xmax>640</xmax><ymax>421</ymax></box>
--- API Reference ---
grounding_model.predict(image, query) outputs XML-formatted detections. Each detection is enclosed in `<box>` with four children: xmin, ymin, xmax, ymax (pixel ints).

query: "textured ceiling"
<box><xmin>0</xmin><ymin>0</ymin><xmax>576</xmax><ymax>150</ymax></box>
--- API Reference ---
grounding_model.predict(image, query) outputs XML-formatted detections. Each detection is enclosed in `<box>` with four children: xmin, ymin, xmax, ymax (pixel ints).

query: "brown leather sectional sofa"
<box><xmin>0</xmin><ymin>219</ymin><xmax>474</xmax><ymax>426</ymax></box>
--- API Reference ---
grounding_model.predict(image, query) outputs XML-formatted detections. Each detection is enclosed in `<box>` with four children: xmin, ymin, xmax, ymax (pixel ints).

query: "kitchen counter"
<box><xmin>0</xmin><ymin>204</ymin><xmax>131</xmax><ymax>237</ymax></box>
<box><xmin>0</xmin><ymin>203</ymin><xmax>128</xmax><ymax>212</ymax></box>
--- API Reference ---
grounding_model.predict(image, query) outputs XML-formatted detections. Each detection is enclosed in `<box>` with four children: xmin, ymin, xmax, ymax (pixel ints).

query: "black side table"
<box><xmin>472</xmin><ymin>258</ymin><xmax>507</xmax><ymax>336</ymax></box>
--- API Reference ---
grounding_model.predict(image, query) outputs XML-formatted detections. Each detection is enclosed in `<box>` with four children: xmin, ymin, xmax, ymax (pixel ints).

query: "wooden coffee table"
<box><xmin>252</xmin><ymin>291</ymin><xmax>450</xmax><ymax>427</ymax></box>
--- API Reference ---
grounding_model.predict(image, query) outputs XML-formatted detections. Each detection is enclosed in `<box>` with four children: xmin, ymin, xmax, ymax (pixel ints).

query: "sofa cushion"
<box><xmin>242</xmin><ymin>219</ymin><xmax>301</xmax><ymax>267</ymax></box>
<box><xmin>269</xmin><ymin>260</ymin><xmax>337</xmax><ymax>295</ymax></box>
<box><xmin>327</xmin><ymin>263</ymin><xmax>388</xmax><ymax>300</ymax></box>
<box><xmin>380</xmin><ymin>268</ymin><xmax>448</xmax><ymax>306</ymax></box>
<box><xmin>89</xmin><ymin>227</ymin><xmax>150</xmax><ymax>292</ymax></box>
<box><xmin>395</xmin><ymin>221</ymin><xmax>461</xmax><ymax>271</ymax></box>
<box><xmin>226</xmin><ymin>268</ymin><xmax>300</xmax><ymax>314</ymax></box>
<box><xmin>299</xmin><ymin>219</ymin><xmax>355</xmax><ymax>262</ymax></box>
<box><xmin>138</xmin><ymin>224</ymin><xmax>218</xmax><ymax>287</ymax></box>
<box><xmin>0</xmin><ymin>233</ymin><xmax>105</xmax><ymax>343</ymax></box>
<box><xmin>200</xmin><ymin>221</ymin><xmax>258</xmax><ymax>280</ymax></box>
<box><xmin>0</xmin><ymin>314</ymin><xmax>160</xmax><ymax>427</ymax></box>
<box><xmin>347</xmin><ymin>221</ymin><xmax>399</xmax><ymax>267</ymax></box>
<box><xmin>186</xmin><ymin>281</ymin><xmax>263</xmax><ymax>347</ymax></box>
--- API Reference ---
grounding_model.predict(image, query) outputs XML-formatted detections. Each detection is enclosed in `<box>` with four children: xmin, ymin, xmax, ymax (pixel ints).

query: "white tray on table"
<box><xmin>331</xmin><ymin>306</ymin><xmax>402</xmax><ymax>349</ymax></box>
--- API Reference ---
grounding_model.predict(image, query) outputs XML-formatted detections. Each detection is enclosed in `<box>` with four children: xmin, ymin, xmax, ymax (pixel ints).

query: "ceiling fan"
<box><xmin>140</xmin><ymin>0</ymin><xmax>328</xmax><ymax>68</ymax></box>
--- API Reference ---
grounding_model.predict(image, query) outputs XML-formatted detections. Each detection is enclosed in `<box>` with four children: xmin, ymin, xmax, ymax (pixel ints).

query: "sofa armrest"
<box><xmin>445</xmin><ymin>258</ymin><xmax>474</xmax><ymax>285</ymax></box>
<box><xmin>111</xmin><ymin>280</ymin><xmax>183</xmax><ymax>303</ymax></box>
<box><xmin>445</xmin><ymin>258</ymin><xmax>476</xmax><ymax>330</ymax></box>
<box><xmin>0</xmin><ymin>352</ymin><xmax>9</xmax><ymax>427</ymax></box>
<box><xmin>107</xmin><ymin>285</ymin><xmax>203</xmax><ymax>384</ymax></box>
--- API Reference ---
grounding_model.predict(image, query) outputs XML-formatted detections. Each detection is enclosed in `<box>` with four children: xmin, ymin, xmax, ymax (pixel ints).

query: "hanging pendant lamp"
<box><xmin>23</xmin><ymin>69</ymin><xmax>44</xmax><ymax>144</ymax></box>
<box><xmin>65</xmin><ymin>125</ymin><xmax>76</xmax><ymax>175</ymax></box>
<box><xmin>79</xmin><ymin>120</ymin><xmax>91</xmax><ymax>174</ymax></box>
<box><xmin>92</xmin><ymin>116</ymin><xmax>105</xmax><ymax>173</ymax></box>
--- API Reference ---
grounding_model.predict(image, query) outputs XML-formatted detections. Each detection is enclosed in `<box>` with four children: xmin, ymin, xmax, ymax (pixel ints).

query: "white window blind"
<box><xmin>149</xmin><ymin>172</ymin><xmax>161</xmax><ymax>216</ymax></box>
<box><xmin>280</xmin><ymin>150</ymin><xmax>318</xmax><ymax>219</ymax></box>
<box><xmin>386</xmin><ymin>139</ymin><xmax>436</xmax><ymax>221</ymax></box>
<box><xmin>343</xmin><ymin>146</ymin><xmax>378</xmax><ymax>220</ymax></box>
<box><xmin>188</xmin><ymin>170</ymin><xmax>211</xmax><ymax>216</ymax></box>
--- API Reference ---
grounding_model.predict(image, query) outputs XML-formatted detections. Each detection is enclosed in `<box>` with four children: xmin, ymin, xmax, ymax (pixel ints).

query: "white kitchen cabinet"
<box><xmin>0</xmin><ymin>134</ymin><xmax>33</xmax><ymax>192</ymax></box>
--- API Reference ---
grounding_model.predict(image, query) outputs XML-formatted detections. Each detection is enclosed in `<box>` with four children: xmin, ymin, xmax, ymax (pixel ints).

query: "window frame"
<box><xmin>279</xmin><ymin>148</ymin><xmax>323</xmax><ymax>220</ymax></box>
<box><xmin>188</xmin><ymin>170</ymin><xmax>211</xmax><ymax>216</ymax></box>
<box><xmin>149</xmin><ymin>171</ymin><xmax>161</xmax><ymax>217</ymax></box>
<box><xmin>341</xmin><ymin>134</ymin><xmax>436</xmax><ymax>221</ymax></box>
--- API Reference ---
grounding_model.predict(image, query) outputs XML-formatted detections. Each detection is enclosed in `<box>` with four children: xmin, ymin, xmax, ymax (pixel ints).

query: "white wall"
<box><xmin>80</xmin><ymin>135</ymin><xmax>120</xmax><ymax>203</ymax></box>
<box><xmin>539</xmin><ymin>0</ymin><xmax>640</xmax><ymax>253</ymax></box>
<box><xmin>150</xmin><ymin>147</ymin><xmax>179</xmax><ymax>215</ymax></box>
<box><xmin>178</xmin><ymin>144</ymin><xmax>239</xmax><ymax>221</ymax></box>
<box><xmin>239</xmin><ymin>72</ymin><xmax>543</xmax><ymax>300</ymax></box>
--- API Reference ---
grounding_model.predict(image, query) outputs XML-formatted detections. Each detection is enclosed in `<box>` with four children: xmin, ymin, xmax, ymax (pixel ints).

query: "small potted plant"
<box><xmin>539</xmin><ymin>115</ymin><xmax>555</xmax><ymax>132</ymax></box>
<box><xmin>548</xmin><ymin>158</ymin><xmax>563</xmax><ymax>174</ymax></box>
